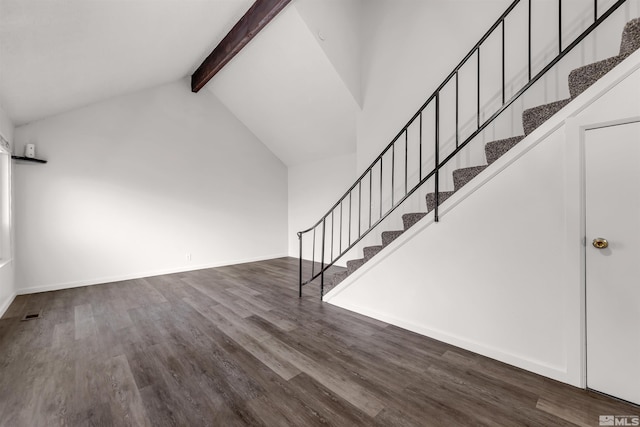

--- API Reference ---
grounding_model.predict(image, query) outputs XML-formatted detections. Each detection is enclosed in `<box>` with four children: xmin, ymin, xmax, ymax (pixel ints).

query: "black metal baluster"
<box><xmin>358</xmin><ymin>181</ymin><xmax>362</xmax><ymax>237</ymax></box>
<box><xmin>298</xmin><ymin>232</ymin><xmax>302</xmax><ymax>297</ymax></box>
<box><xmin>477</xmin><ymin>47</ymin><xmax>481</xmax><ymax>129</ymax></box>
<box><xmin>435</xmin><ymin>94</ymin><xmax>440</xmax><ymax>223</ymax></box>
<box><xmin>339</xmin><ymin>201</ymin><xmax>343</xmax><ymax>253</ymax></box>
<box><xmin>528</xmin><ymin>0</ymin><xmax>532</xmax><ymax>81</ymax></box>
<box><xmin>331</xmin><ymin>210</ymin><xmax>334</xmax><ymax>262</ymax></box>
<box><xmin>455</xmin><ymin>72</ymin><xmax>459</xmax><ymax>149</ymax></box>
<box><xmin>391</xmin><ymin>143</ymin><xmax>395</xmax><ymax>206</ymax></box>
<box><xmin>379</xmin><ymin>159</ymin><xmax>383</xmax><ymax>218</ymax></box>
<box><xmin>594</xmin><ymin>0</ymin><xmax>598</xmax><ymax>22</ymax></box>
<box><xmin>349</xmin><ymin>191</ymin><xmax>352</xmax><ymax>246</ymax></box>
<box><xmin>559</xmin><ymin>0</ymin><xmax>562</xmax><ymax>54</ymax></box>
<box><xmin>419</xmin><ymin>112</ymin><xmax>423</xmax><ymax>179</ymax></box>
<box><xmin>405</xmin><ymin>130</ymin><xmax>408</xmax><ymax>196</ymax></box>
<box><xmin>369</xmin><ymin>171</ymin><xmax>372</xmax><ymax>228</ymax></box>
<box><xmin>320</xmin><ymin>218</ymin><xmax>325</xmax><ymax>298</ymax></box>
<box><xmin>502</xmin><ymin>19</ymin><xmax>506</xmax><ymax>104</ymax></box>
<box><xmin>311</xmin><ymin>227</ymin><xmax>316</xmax><ymax>277</ymax></box>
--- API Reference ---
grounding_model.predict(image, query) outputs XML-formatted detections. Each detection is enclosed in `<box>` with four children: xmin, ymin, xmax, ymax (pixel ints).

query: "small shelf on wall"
<box><xmin>11</xmin><ymin>156</ymin><xmax>47</xmax><ymax>164</ymax></box>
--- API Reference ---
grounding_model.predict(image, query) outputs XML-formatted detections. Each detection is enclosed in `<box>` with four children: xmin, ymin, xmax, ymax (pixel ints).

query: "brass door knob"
<box><xmin>592</xmin><ymin>238</ymin><xmax>608</xmax><ymax>249</ymax></box>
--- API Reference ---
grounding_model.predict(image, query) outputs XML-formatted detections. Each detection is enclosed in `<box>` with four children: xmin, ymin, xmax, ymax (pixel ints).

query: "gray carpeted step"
<box><xmin>321</xmin><ymin>283</ymin><xmax>335</xmax><ymax>296</ymax></box>
<box><xmin>347</xmin><ymin>258</ymin><xmax>366</xmax><ymax>275</ymax></box>
<box><xmin>568</xmin><ymin>55</ymin><xmax>623</xmax><ymax>98</ymax></box>
<box><xmin>426</xmin><ymin>191</ymin><xmax>455</xmax><ymax>213</ymax></box>
<box><xmin>382</xmin><ymin>230</ymin><xmax>404</xmax><ymax>247</ymax></box>
<box><xmin>402</xmin><ymin>212</ymin><xmax>427</xmax><ymax>230</ymax></box>
<box><xmin>330</xmin><ymin>271</ymin><xmax>348</xmax><ymax>289</ymax></box>
<box><xmin>363</xmin><ymin>245</ymin><xmax>383</xmax><ymax>260</ymax></box>
<box><xmin>485</xmin><ymin>136</ymin><xmax>525</xmax><ymax>164</ymax></box>
<box><xmin>453</xmin><ymin>165</ymin><xmax>488</xmax><ymax>191</ymax></box>
<box><xmin>522</xmin><ymin>98</ymin><xmax>571</xmax><ymax>135</ymax></box>
<box><xmin>620</xmin><ymin>17</ymin><xmax>640</xmax><ymax>58</ymax></box>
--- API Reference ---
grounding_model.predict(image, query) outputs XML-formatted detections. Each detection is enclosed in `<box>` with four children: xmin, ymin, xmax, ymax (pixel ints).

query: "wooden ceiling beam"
<box><xmin>191</xmin><ymin>0</ymin><xmax>292</xmax><ymax>92</ymax></box>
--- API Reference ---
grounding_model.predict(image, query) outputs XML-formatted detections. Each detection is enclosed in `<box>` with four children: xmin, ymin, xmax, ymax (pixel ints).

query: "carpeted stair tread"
<box><xmin>347</xmin><ymin>258</ymin><xmax>366</xmax><ymax>275</ymax></box>
<box><xmin>522</xmin><ymin>98</ymin><xmax>571</xmax><ymax>135</ymax></box>
<box><xmin>453</xmin><ymin>165</ymin><xmax>488</xmax><ymax>191</ymax></box>
<box><xmin>363</xmin><ymin>245</ymin><xmax>383</xmax><ymax>260</ymax></box>
<box><xmin>402</xmin><ymin>212</ymin><xmax>427</xmax><ymax>230</ymax></box>
<box><xmin>330</xmin><ymin>271</ymin><xmax>348</xmax><ymax>289</ymax></box>
<box><xmin>382</xmin><ymin>230</ymin><xmax>404</xmax><ymax>247</ymax></box>
<box><xmin>484</xmin><ymin>135</ymin><xmax>525</xmax><ymax>164</ymax></box>
<box><xmin>426</xmin><ymin>191</ymin><xmax>455</xmax><ymax>213</ymax></box>
<box><xmin>568</xmin><ymin>55</ymin><xmax>624</xmax><ymax>98</ymax></box>
<box><xmin>321</xmin><ymin>283</ymin><xmax>335</xmax><ymax>296</ymax></box>
<box><xmin>620</xmin><ymin>17</ymin><xmax>640</xmax><ymax>58</ymax></box>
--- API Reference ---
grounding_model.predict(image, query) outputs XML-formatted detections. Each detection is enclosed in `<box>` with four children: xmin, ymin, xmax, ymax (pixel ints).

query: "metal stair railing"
<box><xmin>298</xmin><ymin>0</ymin><xmax>630</xmax><ymax>298</ymax></box>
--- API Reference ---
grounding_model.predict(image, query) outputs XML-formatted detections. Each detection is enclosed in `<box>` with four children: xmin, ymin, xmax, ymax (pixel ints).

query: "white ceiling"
<box><xmin>207</xmin><ymin>5</ymin><xmax>358</xmax><ymax>166</ymax></box>
<box><xmin>0</xmin><ymin>0</ymin><xmax>360</xmax><ymax>167</ymax></box>
<box><xmin>0</xmin><ymin>0</ymin><xmax>253</xmax><ymax>125</ymax></box>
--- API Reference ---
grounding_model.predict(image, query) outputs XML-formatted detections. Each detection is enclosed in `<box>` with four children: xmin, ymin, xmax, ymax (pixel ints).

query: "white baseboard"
<box><xmin>0</xmin><ymin>292</ymin><xmax>16</xmax><ymax>318</ymax></box>
<box><xmin>17</xmin><ymin>253</ymin><xmax>288</xmax><ymax>295</ymax></box>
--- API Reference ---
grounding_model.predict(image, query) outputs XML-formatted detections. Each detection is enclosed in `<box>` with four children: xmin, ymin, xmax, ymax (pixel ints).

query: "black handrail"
<box><xmin>299</xmin><ymin>0</ymin><xmax>629</xmax><ymax>297</ymax></box>
<box><xmin>298</xmin><ymin>0</ymin><xmax>522</xmax><ymax>237</ymax></box>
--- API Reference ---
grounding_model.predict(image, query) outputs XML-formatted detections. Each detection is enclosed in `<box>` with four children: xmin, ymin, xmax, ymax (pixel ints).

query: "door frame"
<box><xmin>577</xmin><ymin>117</ymin><xmax>640</xmax><ymax>389</ymax></box>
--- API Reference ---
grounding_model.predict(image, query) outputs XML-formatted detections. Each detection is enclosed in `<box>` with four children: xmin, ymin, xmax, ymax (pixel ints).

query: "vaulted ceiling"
<box><xmin>0</xmin><ymin>0</ymin><xmax>253</xmax><ymax>125</ymax></box>
<box><xmin>0</xmin><ymin>0</ymin><xmax>362</xmax><ymax>167</ymax></box>
<box><xmin>206</xmin><ymin>4</ymin><xmax>359</xmax><ymax>166</ymax></box>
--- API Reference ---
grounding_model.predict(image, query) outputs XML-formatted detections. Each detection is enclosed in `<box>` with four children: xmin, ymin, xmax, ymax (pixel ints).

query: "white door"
<box><xmin>585</xmin><ymin>121</ymin><xmax>640</xmax><ymax>406</ymax></box>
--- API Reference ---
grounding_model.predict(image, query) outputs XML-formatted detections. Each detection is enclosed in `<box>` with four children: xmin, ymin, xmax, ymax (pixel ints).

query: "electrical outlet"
<box><xmin>186</xmin><ymin>253</ymin><xmax>192</xmax><ymax>261</ymax></box>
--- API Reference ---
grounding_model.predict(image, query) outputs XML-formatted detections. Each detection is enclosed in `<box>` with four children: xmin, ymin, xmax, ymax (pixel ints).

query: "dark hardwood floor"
<box><xmin>0</xmin><ymin>257</ymin><xmax>637</xmax><ymax>426</ymax></box>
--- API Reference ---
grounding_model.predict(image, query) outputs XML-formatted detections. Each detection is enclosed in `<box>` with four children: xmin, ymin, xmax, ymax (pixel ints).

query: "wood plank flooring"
<box><xmin>0</xmin><ymin>257</ymin><xmax>637</xmax><ymax>426</ymax></box>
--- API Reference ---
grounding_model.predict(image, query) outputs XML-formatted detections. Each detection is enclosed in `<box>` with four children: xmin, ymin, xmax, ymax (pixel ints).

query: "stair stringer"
<box><xmin>324</xmin><ymin>48</ymin><xmax>640</xmax><ymax>387</ymax></box>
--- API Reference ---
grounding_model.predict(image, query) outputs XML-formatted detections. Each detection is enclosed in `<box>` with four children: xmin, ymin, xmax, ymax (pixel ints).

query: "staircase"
<box><xmin>325</xmin><ymin>17</ymin><xmax>640</xmax><ymax>293</ymax></box>
<box><xmin>299</xmin><ymin>0</ymin><xmax>640</xmax><ymax>298</ymax></box>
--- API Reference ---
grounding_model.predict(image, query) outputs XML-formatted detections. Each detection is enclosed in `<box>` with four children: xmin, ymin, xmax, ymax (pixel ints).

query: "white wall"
<box><xmin>356</xmin><ymin>0</ymin><xmax>639</xmax><ymax>174</ymax></box>
<box><xmin>294</xmin><ymin>0</ymin><xmax>363</xmax><ymax>106</ymax></box>
<box><xmin>357</xmin><ymin>0</ymin><xmax>512</xmax><ymax>171</ymax></box>
<box><xmin>326</xmin><ymin>51</ymin><xmax>640</xmax><ymax>386</ymax></box>
<box><xmin>0</xmin><ymin>103</ymin><xmax>15</xmax><ymax>316</ymax></box>
<box><xmin>13</xmin><ymin>79</ymin><xmax>288</xmax><ymax>294</ymax></box>
<box><xmin>330</xmin><ymin>128</ymin><xmax>573</xmax><ymax>381</ymax></box>
<box><xmin>288</xmin><ymin>152</ymin><xmax>356</xmax><ymax>263</ymax></box>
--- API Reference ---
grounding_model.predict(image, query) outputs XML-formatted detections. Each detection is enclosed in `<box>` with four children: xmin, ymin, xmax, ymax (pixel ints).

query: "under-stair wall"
<box><xmin>325</xmin><ymin>50</ymin><xmax>640</xmax><ymax>387</ymax></box>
